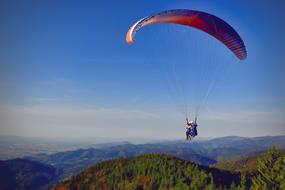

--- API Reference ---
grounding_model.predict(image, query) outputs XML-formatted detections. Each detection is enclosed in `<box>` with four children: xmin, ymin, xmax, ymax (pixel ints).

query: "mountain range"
<box><xmin>0</xmin><ymin>135</ymin><xmax>284</xmax><ymax>189</ymax></box>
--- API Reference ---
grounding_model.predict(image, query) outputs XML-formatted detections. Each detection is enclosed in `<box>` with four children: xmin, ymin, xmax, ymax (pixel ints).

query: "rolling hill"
<box><xmin>53</xmin><ymin>154</ymin><xmax>239</xmax><ymax>190</ymax></box>
<box><xmin>213</xmin><ymin>148</ymin><xmax>285</xmax><ymax>173</ymax></box>
<box><xmin>52</xmin><ymin>147</ymin><xmax>285</xmax><ymax>190</ymax></box>
<box><xmin>0</xmin><ymin>158</ymin><xmax>60</xmax><ymax>190</ymax></box>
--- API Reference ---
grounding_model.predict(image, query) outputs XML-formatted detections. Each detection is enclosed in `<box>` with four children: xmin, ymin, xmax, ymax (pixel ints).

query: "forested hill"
<box><xmin>213</xmin><ymin>148</ymin><xmax>285</xmax><ymax>173</ymax></box>
<box><xmin>0</xmin><ymin>158</ymin><xmax>60</xmax><ymax>190</ymax></box>
<box><xmin>53</xmin><ymin>154</ymin><xmax>239</xmax><ymax>190</ymax></box>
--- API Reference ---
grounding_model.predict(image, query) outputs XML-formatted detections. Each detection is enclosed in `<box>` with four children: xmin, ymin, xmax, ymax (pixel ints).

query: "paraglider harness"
<box><xmin>186</xmin><ymin>117</ymin><xmax>198</xmax><ymax>140</ymax></box>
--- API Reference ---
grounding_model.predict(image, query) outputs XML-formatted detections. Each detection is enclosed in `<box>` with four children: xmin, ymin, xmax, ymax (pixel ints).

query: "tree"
<box><xmin>250</xmin><ymin>146</ymin><xmax>285</xmax><ymax>190</ymax></box>
<box><xmin>237</xmin><ymin>175</ymin><xmax>246</xmax><ymax>190</ymax></box>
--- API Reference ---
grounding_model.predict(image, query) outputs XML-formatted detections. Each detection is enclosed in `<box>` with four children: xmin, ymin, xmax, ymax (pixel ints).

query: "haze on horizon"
<box><xmin>0</xmin><ymin>0</ymin><xmax>285</xmax><ymax>139</ymax></box>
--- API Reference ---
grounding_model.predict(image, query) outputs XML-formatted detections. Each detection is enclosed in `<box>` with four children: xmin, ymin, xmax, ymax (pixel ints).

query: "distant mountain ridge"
<box><xmin>24</xmin><ymin>135</ymin><xmax>285</xmax><ymax>179</ymax></box>
<box><xmin>184</xmin><ymin>135</ymin><xmax>285</xmax><ymax>160</ymax></box>
<box><xmin>25</xmin><ymin>143</ymin><xmax>216</xmax><ymax>179</ymax></box>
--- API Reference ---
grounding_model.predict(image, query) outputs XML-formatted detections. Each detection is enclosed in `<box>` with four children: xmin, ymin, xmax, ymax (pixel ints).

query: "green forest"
<box><xmin>54</xmin><ymin>147</ymin><xmax>284</xmax><ymax>190</ymax></box>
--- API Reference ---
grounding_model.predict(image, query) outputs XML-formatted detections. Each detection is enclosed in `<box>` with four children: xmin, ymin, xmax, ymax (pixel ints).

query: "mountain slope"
<box><xmin>54</xmin><ymin>154</ymin><xmax>239</xmax><ymax>190</ymax></box>
<box><xmin>213</xmin><ymin>148</ymin><xmax>285</xmax><ymax>173</ymax></box>
<box><xmin>0</xmin><ymin>158</ymin><xmax>60</xmax><ymax>190</ymax></box>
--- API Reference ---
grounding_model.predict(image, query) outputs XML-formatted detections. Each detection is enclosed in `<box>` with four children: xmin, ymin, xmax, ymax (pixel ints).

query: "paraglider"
<box><xmin>126</xmin><ymin>9</ymin><xmax>247</xmax><ymax>139</ymax></box>
<box><xmin>126</xmin><ymin>9</ymin><xmax>247</xmax><ymax>60</ymax></box>
<box><xmin>186</xmin><ymin>117</ymin><xmax>198</xmax><ymax>140</ymax></box>
<box><xmin>186</xmin><ymin>118</ymin><xmax>193</xmax><ymax>140</ymax></box>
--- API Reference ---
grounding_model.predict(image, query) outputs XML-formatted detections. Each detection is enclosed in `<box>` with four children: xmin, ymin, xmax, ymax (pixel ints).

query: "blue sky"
<box><xmin>0</xmin><ymin>0</ymin><xmax>284</xmax><ymax>139</ymax></box>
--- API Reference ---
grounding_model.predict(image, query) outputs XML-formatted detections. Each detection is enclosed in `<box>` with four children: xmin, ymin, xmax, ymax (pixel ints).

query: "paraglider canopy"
<box><xmin>126</xmin><ymin>9</ymin><xmax>247</xmax><ymax>60</ymax></box>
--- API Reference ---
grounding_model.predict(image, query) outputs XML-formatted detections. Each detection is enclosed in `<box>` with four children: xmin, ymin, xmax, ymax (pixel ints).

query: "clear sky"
<box><xmin>0</xmin><ymin>0</ymin><xmax>284</xmax><ymax>139</ymax></box>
